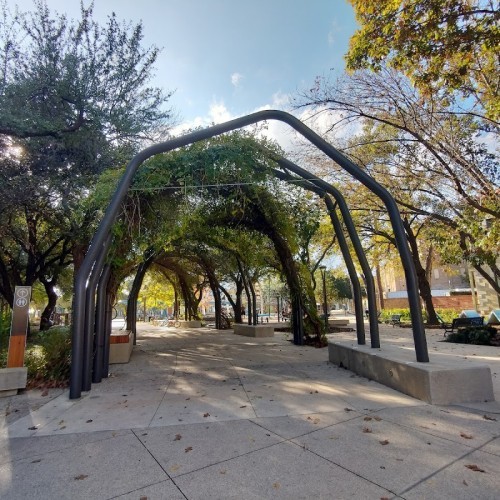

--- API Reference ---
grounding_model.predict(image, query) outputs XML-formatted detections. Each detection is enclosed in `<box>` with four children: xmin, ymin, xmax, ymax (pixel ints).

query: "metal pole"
<box><xmin>92</xmin><ymin>264</ymin><xmax>111</xmax><ymax>383</ymax></box>
<box><xmin>319</xmin><ymin>266</ymin><xmax>328</xmax><ymax>330</ymax></box>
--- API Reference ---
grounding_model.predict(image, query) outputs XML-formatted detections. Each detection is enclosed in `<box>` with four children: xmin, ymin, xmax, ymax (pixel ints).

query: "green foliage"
<box><xmin>24</xmin><ymin>326</ymin><xmax>72</xmax><ymax>385</ymax></box>
<box><xmin>346</xmin><ymin>0</ymin><xmax>499</xmax><ymax>121</ymax></box>
<box><xmin>445</xmin><ymin>326</ymin><xmax>496</xmax><ymax>345</ymax></box>
<box><xmin>379</xmin><ymin>308</ymin><xmax>460</xmax><ymax>324</ymax></box>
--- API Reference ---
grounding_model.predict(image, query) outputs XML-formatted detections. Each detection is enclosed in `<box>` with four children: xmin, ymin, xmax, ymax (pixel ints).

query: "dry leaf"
<box><xmin>41</xmin><ymin>389</ymin><xmax>49</xmax><ymax>397</ymax></box>
<box><xmin>379</xmin><ymin>440</ymin><xmax>390</xmax><ymax>445</ymax></box>
<box><xmin>219</xmin><ymin>469</ymin><xmax>227</xmax><ymax>475</ymax></box>
<box><xmin>86</xmin><ymin>419</ymin><xmax>93</xmax><ymax>423</ymax></box>
<box><xmin>465</xmin><ymin>464</ymin><xmax>485</xmax><ymax>473</ymax></box>
<box><xmin>363</xmin><ymin>416</ymin><xmax>372</xmax><ymax>421</ymax></box>
<box><xmin>140</xmin><ymin>496</ymin><xmax>147</xmax><ymax>500</ymax></box>
<box><xmin>240</xmin><ymin>405</ymin><xmax>247</xmax><ymax>408</ymax></box>
<box><xmin>273</xmin><ymin>482</ymin><xmax>281</xmax><ymax>489</ymax></box>
<box><xmin>31</xmin><ymin>459</ymin><xmax>42</xmax><ymax>463</ymax></box>
<box><xmin>483</xmin><ymin>415</ymin><xmax>497</xmax><ymax>421</ymax></box>
<box><xmin>28</xmin><ymin>426</ymin><xmax>38</xmax><ymax>430</ymax></box>
<box><xmin>185</xmin><ymin>446</ymin><xmax>193</xmax><ymax>453</ymax></box>
<box><xmin>362</xmin><ymin>427</ymin><xmax>372</xmax><ymax>433</ymax></box>
<box><xmin>463</xmin><ymin>480</ymin><xmax>468</xmax><ymax>486</ymax></box>
<box><xmin>344</xmin><ymin>408</ymin><xmax>354</xmax><ymax>412</ymax></box>
<box><xmin>373</xmin><ymin>416</ymin><xmax>382</xmax><ymax>421</ymax></box>
<box><xmin>460</xmin><ymin>432</ymin><xmax>473</xmax><ymax>440</ymax></box>
<box><xmin>74</xmin><ymin>474</ymin><xmax>88</xmax><ymax>480</ymax></box>
<box><xmin>169</xmin><ymin>464</ymin><xmax>180</xmax><ymax>472</ymax></box>
<box><xmin>203</xmin><ymin>413</ymin><xmax>210</xmax><ymax>417</ymax></box>
<box><xmin>174</xmin><ymin>434</ymin><xmax>182</xmax><ymax>441</ymax></box>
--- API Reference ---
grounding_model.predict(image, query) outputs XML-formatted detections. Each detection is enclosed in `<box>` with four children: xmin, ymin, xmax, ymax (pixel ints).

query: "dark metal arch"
<box><xmin>273</xmin><ymin>157</ymin><xmax>380</xmax><ymax>347</ymax></box>
<box><xmin>70</xmin><ymin>109</ymin><xmax>428</xmax><ymax>400</ymax></box>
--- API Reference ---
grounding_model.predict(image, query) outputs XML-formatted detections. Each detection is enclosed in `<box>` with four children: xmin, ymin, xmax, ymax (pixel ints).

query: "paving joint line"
<box><xmin>396</xmin><ymin>435</ymin><xmax>499</xmax><ymax>498</ymax></box>
<box><xmin>130</xmin><ymin>428</ymin><xmax>188</xmax><ymax>499</ymax></box>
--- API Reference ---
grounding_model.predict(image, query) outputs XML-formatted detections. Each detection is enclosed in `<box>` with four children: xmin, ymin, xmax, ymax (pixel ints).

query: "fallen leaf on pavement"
<box><xmin>203</xmin><ymin>412</ymin><xmax>210</xmax><ymax>417</ymax></box>
<box><xmin>363</xmin><ymin>416</ymin><xmax>372</xmax><ymax>421</ymax></box>
<box><xmin>483</xmin><ymin>415</ymin><xmax>497</xmax><ymax>421</ymax></box>
<box><xmin>174</xmin><ymin>434</ymin><xmax>182</xmax><ymax>441</ymax></box>
<box><xmin>362</xmin><ymin>427</ymin><xmax>372</xmax><ymax>433</ymax></box>
<box><xmin>41</xmin><ymin>389</ymin><xmax>49</xmax><ymax>397</ymax></box>
<box><xmin>465</xmin><ymin>464</ymin><xmax>485</xmax><ymax>473</ymax></box>
<box><xmin>74</xmin><ymin>474</ymin><xmax>88</xmax><ymax>480</ymax></box>
<box><xmin>460</xmin><ymin>432</ymin><xmax>473</xmax><ymax>440</ymax></box>
<box><xmin>273</xmin><ymin>482</ymin><xmax>280</xmax><ymax>489</ymax></box>
<box><xmin>379</xmin><ymin>440</ymin><xmax>390</xmax><ymax>445</ymax></box>
<box><xmin>185</xmin><ymin>446</ymin><xmax>193</xmax><ymax>453</ymax></box>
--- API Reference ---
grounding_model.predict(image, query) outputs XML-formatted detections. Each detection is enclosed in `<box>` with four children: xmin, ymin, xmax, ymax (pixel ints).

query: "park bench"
<box><xmin>390</xmin><ymin>314</ymin><xmax>401</xmax><ymax>327</ymax></box>
<box><xmin>443</xmin><ymin>317</ymin><xmax>484</xmax><ymax>337</ymax></box>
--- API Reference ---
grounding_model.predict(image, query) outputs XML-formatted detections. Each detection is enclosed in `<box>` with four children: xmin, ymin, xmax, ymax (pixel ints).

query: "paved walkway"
<box><xmin>1</xmin><ymin>320</ymin><xmax>499</xmax><ymax>499</ymax></box>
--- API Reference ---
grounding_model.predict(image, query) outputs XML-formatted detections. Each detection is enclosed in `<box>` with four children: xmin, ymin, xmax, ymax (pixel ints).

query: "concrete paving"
<box><xmin>1</xmin><ymin>318</ymin><xmax>499</xmax><ymax>499</ymax></box>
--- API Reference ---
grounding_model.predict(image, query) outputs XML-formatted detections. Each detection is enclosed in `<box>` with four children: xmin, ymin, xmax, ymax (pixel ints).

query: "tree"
<box><xmin>0</xmin><ymin>0</ymin><xmax>174</xmax><ymax>321</ymax></box>
<box><xmin>295</xmin><ymin>68</ymin><xmax>499</xmax><ymax>296</ymax></box>
<box><xmin>346</xmin><ymin>0</ymin><xmax>500</xmax><ymax>123</ymax></box>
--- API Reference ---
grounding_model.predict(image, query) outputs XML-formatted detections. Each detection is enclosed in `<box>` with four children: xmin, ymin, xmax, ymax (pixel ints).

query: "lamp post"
<box><xmin>319</xmin><ymin>265</ymin><xmax>328</xmax><ymax>329</ymax></box>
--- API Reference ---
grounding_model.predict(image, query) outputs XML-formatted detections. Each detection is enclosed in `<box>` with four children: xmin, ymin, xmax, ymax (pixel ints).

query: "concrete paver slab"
<box><xmin>174</xmin><ymin>440</ymin><xmax>392</xmax><ymax>499</ymax></box>
<box><xmin>402</xmin><ymin>448</ymin><xmax>500</xmax><ymax>499</ymax></box>
<box><xmin>136</xmin><ymin>419</ymin><xmax>283</xmax><ymax>477</ymax></box>
<box><xmin>373</xmin><ymin>405</ymin><xmax>500</xmax><ymax>451</ymax></box>
<box><xmin>0</xmin><ymin>431</ymin><xmax>167</xmax><ymax>500</ymax></box>
<box><xmin>114</xmin><ymin>479</ymin><xmax>186</xmax><ymax>500</ymax></box>
<box><xmin>291</xmin><ymin>413</ymin><xmax>481</xmax><ymax>495</ymax></box>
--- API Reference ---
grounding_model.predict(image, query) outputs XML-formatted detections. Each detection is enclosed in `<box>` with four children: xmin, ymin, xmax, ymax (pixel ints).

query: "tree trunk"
<box><xmin>39</xmin><ymin>276</ymin><xmax>58</xmax><ymax>331</ymax></box>
<box><xmin>403</xmin><ymin>220</ymin><xmax>439</xmax><ymax>324</ymax></box>
<box><xmin>375</xmin><ymin>264</ymin><xmax>384</xmax><ymax>310</ymax></box>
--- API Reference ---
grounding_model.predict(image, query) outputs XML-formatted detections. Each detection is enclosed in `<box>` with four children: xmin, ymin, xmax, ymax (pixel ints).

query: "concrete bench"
<box><xmin>109</xmin><ymin>330</ymin><xmax>133</xmax><ymax>364</ymax></box>
<box><xmin>234</xmin><ymin>324</ymin><xmax>274</xmax><ymax>338</ymax></box>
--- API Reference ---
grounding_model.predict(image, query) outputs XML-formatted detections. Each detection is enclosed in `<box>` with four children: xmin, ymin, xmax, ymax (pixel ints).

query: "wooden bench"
<box><xmin>444</xmin><ymin>317</ymin><xmax>484</xmax><ymax>336</ymax></box>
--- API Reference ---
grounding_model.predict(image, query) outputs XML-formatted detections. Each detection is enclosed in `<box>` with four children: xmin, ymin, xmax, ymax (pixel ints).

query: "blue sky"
<box><xmin>14</xmin><ymin>0</ymin><xmax>357</xmax><ymax>138</ymax></box>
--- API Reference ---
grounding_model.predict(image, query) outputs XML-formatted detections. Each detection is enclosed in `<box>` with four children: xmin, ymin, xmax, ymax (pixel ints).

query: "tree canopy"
<box><xmin>346</xmin><ymin>0</ymin><xmax>500</xmax><ymax>123</ymax></box>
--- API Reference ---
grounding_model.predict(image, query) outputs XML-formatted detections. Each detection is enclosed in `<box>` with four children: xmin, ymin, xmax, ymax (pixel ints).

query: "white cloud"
<box><xmin>328</xmin><ymin>20</ymin><xmax>340</xmax><ymax>46</ymax></box>
<box><xmin>231</xmin><ymin>72</ymin><xmax>243</xmax><ymax>87</ymax></box>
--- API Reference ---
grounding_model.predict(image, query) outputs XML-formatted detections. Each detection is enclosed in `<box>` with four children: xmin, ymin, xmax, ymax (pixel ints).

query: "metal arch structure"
<box><xmin>270</xmin><ymin>158</ymin><xmax>380</xmax><ymax>348</ymax></box>
<box><xmin>70</xmin><ymin>109</ymin><xmax>429</xmax><ymax>400</ymax></box>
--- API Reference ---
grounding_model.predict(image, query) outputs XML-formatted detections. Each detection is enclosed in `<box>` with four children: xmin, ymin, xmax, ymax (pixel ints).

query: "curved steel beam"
<box><xmin>267</xmin><ymin>166</ymin><xmax>365</xmax><ymax>342</ymax></box>
<box><xmin>274</xmin><ymin>157</ymin><xmax>380</xmax><ymax>347</ymax></box>
<box><xmin>70</xmin><ymin>109</ymin><xmax>428</xmax><ymax>399</ymax></box>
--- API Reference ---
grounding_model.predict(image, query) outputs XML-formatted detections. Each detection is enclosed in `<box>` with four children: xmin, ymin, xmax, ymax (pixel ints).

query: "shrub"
<box><xmin>445</xmin><ymin>326</ymin><xmax>496</xmax><ymax>345</ymax></box>
<box><xmin>23</xmin><ymin>326</ymin><xmax>72</xmax><ymax>386</ymax></box>
<box><xmin>379</xmin><ymin>308</ymin><xmax>460</xmax><ymax>324</ymax></box>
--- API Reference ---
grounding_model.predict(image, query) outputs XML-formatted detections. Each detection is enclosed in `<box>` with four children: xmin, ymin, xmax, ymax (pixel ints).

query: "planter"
<box><xmin>0</xmin><ymin>367</ymin><xmax>28</xmax><ymax>398</ymax></box>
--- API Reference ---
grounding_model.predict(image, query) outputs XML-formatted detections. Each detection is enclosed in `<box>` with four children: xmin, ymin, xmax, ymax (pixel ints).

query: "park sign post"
<box><xmin>7</xmin><ymin>286</ymin><xmax>32</xmax><ymax>368</ymax></box>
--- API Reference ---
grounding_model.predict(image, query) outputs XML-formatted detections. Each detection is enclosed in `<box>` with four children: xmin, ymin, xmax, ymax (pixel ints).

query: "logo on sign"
<box><xmin>17</xmin><ymin>288</ymin><xmax>29</xmax><ymax>298</ymax></box>
<box><xmin>16</xmin><ymin>297</ymin><xmax>28</xmax><ymax>307</ymax></box>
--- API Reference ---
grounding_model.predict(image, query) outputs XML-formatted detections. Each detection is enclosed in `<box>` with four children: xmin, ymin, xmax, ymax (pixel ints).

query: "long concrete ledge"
<box><xmin>0</xmin><ymin>367</ymin><xmax>28</xmax><ymax>398</ymax></box>
<box><xmin>329</xmin><ymin>341</ymin><xmax>494</xmax><ymax>405</ymax></box>
<box><xmin>234</xmin><ymin>324</ymin><xmax>274</xmax><ymax>338</ymax></box>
